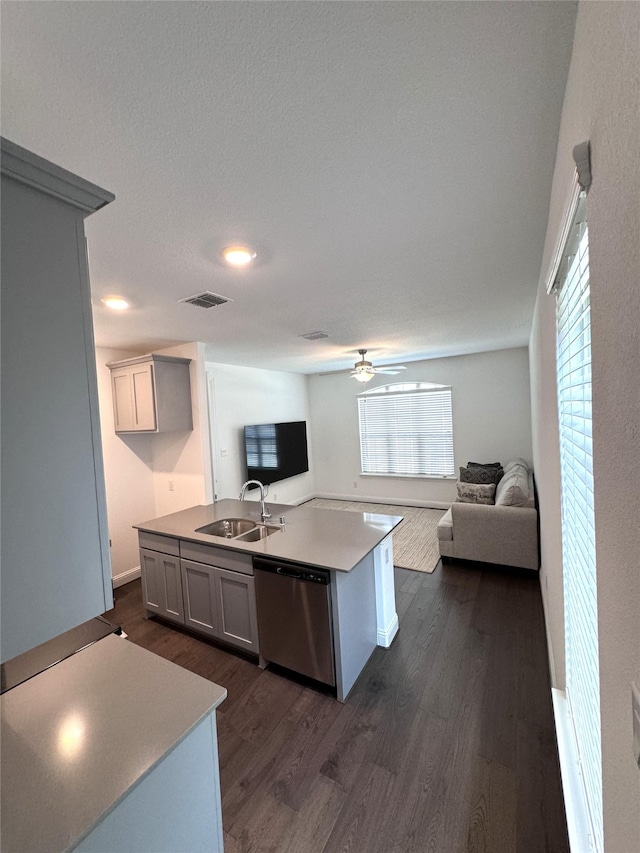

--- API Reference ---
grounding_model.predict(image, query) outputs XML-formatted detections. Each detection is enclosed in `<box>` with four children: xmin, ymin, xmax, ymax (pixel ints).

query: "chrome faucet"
<box><xmin>239</xmin><ymin>480</ymin><xmax>271</xmax><ymax>521</ymax></box>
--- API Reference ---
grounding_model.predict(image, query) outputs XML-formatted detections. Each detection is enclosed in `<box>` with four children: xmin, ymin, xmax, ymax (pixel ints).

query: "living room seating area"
<box><xmin>437</xmin><ymin>458</ymin><xmax>539</xmax><ymax>570</ymax></box>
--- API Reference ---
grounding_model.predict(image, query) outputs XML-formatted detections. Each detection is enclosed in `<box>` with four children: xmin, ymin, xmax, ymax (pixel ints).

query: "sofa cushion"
<box><xmin>459</xmin><ymin>465</ymin><xmax>504</xmax><ymax>485</ymax></box>
<box><xmin>495</xmin><ymin>466</ymin><xmax>530</xmax><ymax>506</ymax></box>
<box><xmin>504</xmin><ymin>457</ymin><xmax>529</xmax><ymax>474</ymax></box>
<box><xmin>437</xmin><ymin>508</ymin><xmax>453</xmax><ymax>541</ymax></box>
<box><xmin>456</xmin><ymin>482</ymin><xmax>496</xmax><ymax>505</ymax></box>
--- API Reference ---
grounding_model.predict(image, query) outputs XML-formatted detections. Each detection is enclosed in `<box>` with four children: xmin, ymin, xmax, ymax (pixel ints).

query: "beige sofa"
<box><xmin>437</xmin><ymin>459</ymin><xmax>539</xmax><ymax>570</ymax></box>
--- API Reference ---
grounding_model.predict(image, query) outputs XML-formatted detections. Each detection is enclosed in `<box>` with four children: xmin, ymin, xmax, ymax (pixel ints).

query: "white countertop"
<box><xmin>1</xmin><ymin>634</ymin><xmax>226</xmax><ymax>853</ymax></box>
<box><xmin>134</xmin><ymin>498</ymin><xmax>403</xmax><ymax>572</ymax></box>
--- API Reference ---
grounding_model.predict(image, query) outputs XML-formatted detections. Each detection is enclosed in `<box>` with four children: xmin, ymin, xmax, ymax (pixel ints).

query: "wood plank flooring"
<box><xmin>104</xmin><ymin>561</ymin><xmax>568</xmax><ymax>853</ymax></box>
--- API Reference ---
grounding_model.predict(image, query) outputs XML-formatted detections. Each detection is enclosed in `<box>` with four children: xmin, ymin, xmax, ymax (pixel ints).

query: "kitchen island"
<box><xmin>134</xmin><ymin>498</ymin><xmax>402</xmax><ymax>701</ymax></box>
<box><xmin>1</xmin><ymin>633</ymin><xmax>226</xmax><ymax>853</ymax></box>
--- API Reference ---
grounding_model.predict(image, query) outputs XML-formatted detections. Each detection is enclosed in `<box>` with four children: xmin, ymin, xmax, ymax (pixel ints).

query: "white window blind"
<box><xmin>556</xmin><ymin>216</ymin><xmax>603</xmax><ymax>852</ymax></box>
<box><xmin>245</xmin><ymin>423</ymin><xmax>278</xmax><ymax>470</ymax></box>
<box><xmin>358</xmin><ymin>383</ymin><xmax>454</xmax><ymax>477</ymax></box>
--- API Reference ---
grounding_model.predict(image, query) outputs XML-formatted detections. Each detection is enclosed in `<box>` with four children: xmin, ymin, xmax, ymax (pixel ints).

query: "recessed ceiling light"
<box><xmin>101</xmin><ymin>296</ymin><xmax>130</xmax><ymax>310</ymax></box>
<box><xmin>221</xmin><ymin>245</ymin><xmax>257</xmax><ymax>266</ymax></box>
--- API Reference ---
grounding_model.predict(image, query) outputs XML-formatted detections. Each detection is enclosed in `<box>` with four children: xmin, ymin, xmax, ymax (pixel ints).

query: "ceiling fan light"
<box><xmin>221</xmin><ymin>245</ymin><xmax>257</xmax><ymax>266</ymax></box>
<box><xmin>353</xmin><ymin>369</ymin><xmax>375</xmax><ymax>382</ymax></box>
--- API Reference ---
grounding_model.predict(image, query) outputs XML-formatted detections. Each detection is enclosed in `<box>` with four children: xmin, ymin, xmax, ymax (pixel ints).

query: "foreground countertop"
<box><xmin>1</xmin><ymin>634</ymin><xmax>226</xmax><ymax>853</ymax></box>
<box><xmin>134</xmin><ymin>498</ymin><xmax>403</xmax><ymax>572</ymax></box>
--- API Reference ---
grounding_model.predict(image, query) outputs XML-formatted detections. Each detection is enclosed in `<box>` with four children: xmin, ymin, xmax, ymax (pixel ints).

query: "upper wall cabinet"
<box><xmin>107</xmin><ymin>354</ymin><xmax>193</xmax><ymax>434</ymax></box>
<box><xmin>1</xmin><ymin>137</ymin><xmax>115</xmax><ymax>661</ymax></box>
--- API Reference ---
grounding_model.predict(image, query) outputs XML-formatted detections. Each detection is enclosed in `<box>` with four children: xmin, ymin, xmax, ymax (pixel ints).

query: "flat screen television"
<box><xmin>244</xmin><ymin>420</ymin><xmax>309</xmax><ymax>487</ymax></box>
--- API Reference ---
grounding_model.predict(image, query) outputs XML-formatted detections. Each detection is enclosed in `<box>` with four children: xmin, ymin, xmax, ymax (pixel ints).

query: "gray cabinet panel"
<box><xmin>140</xmin><ymin>548</ymin><xmax>184</xmax><ymax>624</ymax></box>
<box><xmin>141</xmin><ymin>551</ymin><xmax>163</xmax><ymax>613</ymax></box>
<box><xmin>1</xmin><ymin>141</ymin><xmax>113</xmax><ymax>662</ymax></box>
<box><xmin>181</xmin><ymin>560</ymin><xmax>218</xmax><ymax>638</ymax></box>
<box><xmin>180</xmin><ymin>541</ymin><xmax>253</xmax><ymax>575</ymax></box>
<box><xmin>138</xmin><ymin>532</ymin><xmax>180</xmax><ymax>557</ymax></box>
<box><xmin>153</xmin><ymin>360</ymin><xmax>193</xmax><ymax>432</ymax></box>
<box><xmin>112</xmin><ymin>370</ymin><xmax>134</xmax><ymax>431</ymax></box>
<box><xmin>164</xmin><ymin>559</ymin><xmax>184</xmax><ymax>622</ymax></box>
<box><xmin>214</xmin><ymin>568</ymin><xmax>258</xmax><ymax>653</ymax></box>
<box><xmin>131</xmin><ymin>363</ymin><xmax>156</xmax><ymax>430</ymax></box>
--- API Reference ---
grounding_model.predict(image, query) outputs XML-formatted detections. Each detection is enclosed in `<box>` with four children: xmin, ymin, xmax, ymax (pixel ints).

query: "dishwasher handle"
<box><xmin>276</xmin><ymin>566</ymin><xmax>302</xmax><ymax>579</ymax></box>
<box><xmin>253</xmin><ymin>557</ymin><xmax>330</xmax><ymax>585</ymax></box>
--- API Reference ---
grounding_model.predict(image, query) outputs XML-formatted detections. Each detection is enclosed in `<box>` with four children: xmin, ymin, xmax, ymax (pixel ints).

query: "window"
<box><xmin>554</xmin><ymin>201</ymin><xmax>602</xmax><ymax>851</ymax></box>
<box><xmin>244</xmin><ymin>423</ymin><xmax>278</xmax><ymax>470</ymax></box>
<box><xmin>357</xmin><ymin>382</ymin><xmax>454</xmax><ymax>477</ymax></box>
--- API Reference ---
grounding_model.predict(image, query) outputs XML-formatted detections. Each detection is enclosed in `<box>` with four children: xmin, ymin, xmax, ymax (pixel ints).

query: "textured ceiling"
<box><xmin>1</xmin><ymin>1</ymin><xmax>576</xmax><ymax>374</ymax></box>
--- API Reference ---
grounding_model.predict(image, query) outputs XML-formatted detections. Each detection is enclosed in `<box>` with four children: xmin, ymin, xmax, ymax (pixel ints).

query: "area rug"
<box><xmin>307</xmin><ymin>498</ymin><xmax>447</xmax><ymax>574</ymax></box>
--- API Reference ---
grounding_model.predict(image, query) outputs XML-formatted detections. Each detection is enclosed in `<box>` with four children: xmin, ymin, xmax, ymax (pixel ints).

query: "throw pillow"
<box><xmin>495</xmin><ymin>467</ymin><xmax>530</xmax><ymax>506</ymax></box>
<box><xmin>467</xmin><ymin>461</ymin><xmax>502</xmax><ymax>468</ymax></box>
<box><xmin>456</xmin><ymin>482</ymin><xmax>496</xmax><ymax>505</ymax></box>
<box><xmin>459</xmin><ymin>465</ymin><xmax>504</xmax><ymax>485</ymax></box>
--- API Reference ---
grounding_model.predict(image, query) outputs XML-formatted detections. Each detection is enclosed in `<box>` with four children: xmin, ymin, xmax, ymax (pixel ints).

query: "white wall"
<box><xmin>530</xmin><ymin>4</ymin><xmax>640</xmax><ymax>850</ymax></box>
<box><xmin>152</xmin><ymin>342</ymin><xmax>212</xmax><ymax>516</ymax></box>
<box><xmin>309</xmin><ymin>347</ymin><xmax>532</xmax><ymax>507</ymax></box>
<box><xmin>95</xmin><ymin>342</ymin><xmax>211</xmax><ymax>583</ymax></box>
<box><xmin>95</xmin><ymin>348</ymin><xmax>156</xmax><ymax>583</ymax></box>
<box><xmin>529</xmin><ymin>289</ymin><xmax>564</xmax><ymax>685</ymax></box>
<box><xmin>206</xmin><ymin>362</ymin><xmax>314</xmax><ymax>505</ymax></box>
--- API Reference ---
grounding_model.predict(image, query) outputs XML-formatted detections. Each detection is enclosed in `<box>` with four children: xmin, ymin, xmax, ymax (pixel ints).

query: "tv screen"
<box><xmin>244</xmin><ymin>421</ymin><xmax>309</xmax><ymax>487</ymax></box>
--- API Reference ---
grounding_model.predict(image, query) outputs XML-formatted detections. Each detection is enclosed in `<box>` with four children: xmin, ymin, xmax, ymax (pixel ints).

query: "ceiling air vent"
<box><xmin>299</xmin><ymin>331</ymin><xmax>329</xmax><ymax>340</ymax></box>
<box><xmin>180</xmin><ymin>291</ymin><xmax>233</xmax><ymax>309</ymax></box>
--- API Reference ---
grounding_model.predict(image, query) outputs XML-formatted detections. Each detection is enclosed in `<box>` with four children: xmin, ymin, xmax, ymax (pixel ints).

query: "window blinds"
<box><xmin>556</xmin><ymin>221</ymin><xmax>603</xmax><ymax>852</ymax></box>
<box><xmin>358</xmin><ymin>386</ymin><xmax>454</xmax><ymax>477</ymax></box>
<box><xmin>244</xmin><ymin>423</ymin><xmax>278</xmax><ymax>470</ymax></box>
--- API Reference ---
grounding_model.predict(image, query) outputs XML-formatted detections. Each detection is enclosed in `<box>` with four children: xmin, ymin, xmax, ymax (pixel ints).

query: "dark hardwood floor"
<box><xmin>104</xmin><ymin>560</ymin><xmax>568</xmax><ymax>853</ymax></box>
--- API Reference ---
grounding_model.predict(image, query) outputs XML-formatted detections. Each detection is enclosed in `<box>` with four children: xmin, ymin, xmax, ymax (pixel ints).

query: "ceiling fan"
<box><xmin>350</xmin><ymin>349</ymin><xmax>407</xmax><ymax>383</ymax></box>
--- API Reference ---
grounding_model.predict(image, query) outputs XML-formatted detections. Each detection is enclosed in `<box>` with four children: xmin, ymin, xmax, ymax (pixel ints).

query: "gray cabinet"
<box><xmin>107</xmin><ymin>354</ymin><xmax>193</xmax><ymax>434</ymax></box>
<box><xmin>181</xmin><ymin>559</ymin><xmax>218</xmax><ymax>638</ymax></box>
<box><xmin>182</xmin><ymin>559</ymin><xmax>259</xmax><ymax>654</ymax></box>
<box><xmin>1</xmin><ymin>138</ymin><xmax>114</xmax><ymax>662</ymax></box>
<box><xmin>213</xmin><ymin>566</ymin><xmax>258</xmax><ymax>653</ymax></box>
<box><xmin>138</xmin><ymin>532</ymin><xmax>259</xmax><ymax>654</ymax></box>
<box><xmin>140</xmin><ymin>548</ymin><xmax>184</xmax><ymax>624</ymax></box>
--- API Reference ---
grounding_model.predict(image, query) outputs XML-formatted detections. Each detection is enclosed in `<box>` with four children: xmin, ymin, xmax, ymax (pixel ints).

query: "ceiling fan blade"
<box><xmin>319</xmin><ymin>357</ymin><xmax>407</xmax><ymax>378</ymax></box>
<box><xmin>374</xmin><ymin>366</ymin><xmax>407</xmax><ymax>374</ymax></box>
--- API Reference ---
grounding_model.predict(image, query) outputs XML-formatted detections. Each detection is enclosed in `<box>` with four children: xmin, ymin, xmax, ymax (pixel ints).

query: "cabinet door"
<box><xmin>131</xmin><ymin>363</ymin><xmax>157</xmax><ymax>431</ymax></box>
<box><xmin>111</xmin><ymin>367</ymin><xmax>134</xmax><ymax>432</ymax></box>
<box><xmin>140</xmin><ymin>548</ymin><xmax>184</xmax><ymax>624</ymax></box>
<box><xmin>213</xmin><ymin>567</ymin><xmax>259</xmax><ymax>654</ymax></box>
<box><xmin>181</xmin><ymin>560</ymin><xmax>218</xmax><ymax>639</ymax></box>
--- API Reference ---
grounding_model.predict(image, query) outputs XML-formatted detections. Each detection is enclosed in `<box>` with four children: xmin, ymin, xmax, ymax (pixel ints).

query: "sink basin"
<box><xmin>196</xmin><ymin>518</ymin><xmax>256</xmax><ymax>538</ymax></box>
<box><xmin>235</xmin><ymin>525</ymin><xmax>279</xmax><ymax>542</ymax></box>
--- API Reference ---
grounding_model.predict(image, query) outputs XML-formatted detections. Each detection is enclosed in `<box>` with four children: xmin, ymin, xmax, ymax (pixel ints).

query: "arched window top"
<box><xmin>359</xmin><ymin>381</ymin><xmax>450</xmax><ymax>396</ymax></box>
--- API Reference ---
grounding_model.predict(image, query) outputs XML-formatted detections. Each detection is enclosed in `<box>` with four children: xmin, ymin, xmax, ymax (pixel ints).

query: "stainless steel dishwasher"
<box><xmin>253</xmin><ymin>557</ymin><xmax>335</xmax><ymax>687</ymax></box>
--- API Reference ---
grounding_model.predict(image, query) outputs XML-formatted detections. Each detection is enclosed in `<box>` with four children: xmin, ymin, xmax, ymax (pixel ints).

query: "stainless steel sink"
<box><xmin>195</xmin><ymin>518</ymin><xmax>280</xmax><ymax>541</ymax></box>
<box><xmin>235</xmin><ymin>525</ymin><xmax>279</xmax><ymax>542</ymax></box>
<box><xmin>195</xmin><ymin>518</ymin><xmax>256</xmax><ymax>538</ymax></box>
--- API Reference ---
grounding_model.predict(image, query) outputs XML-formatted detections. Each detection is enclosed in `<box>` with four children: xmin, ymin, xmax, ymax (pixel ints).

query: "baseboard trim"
<box><xmin>112</xmin><ymin>566</ymin><xmax>141</xmax><ymax>589</ymax></box>
<box><xmin>313</xmin><ymin>492</ymin><xmax>450</xmax><ymax>510</ymax></box>
<box><xmin>288</xmin><ymin>492</ymin><xmax>316</xmax><ymax>506</ymax></box>
<box><xmin>551</xmin><ymin>688</ymin><xmax>597</xmax><ymax>853</ymax></box>
<box><xmin>541</xmin><ymin>573</ymin><xmax>558</xmax><ymax>690</ymax></box>
<box><xmin>377</xmin><ymin>612</ymin><xmax>399</xmax><ymax>648</ymax></box>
